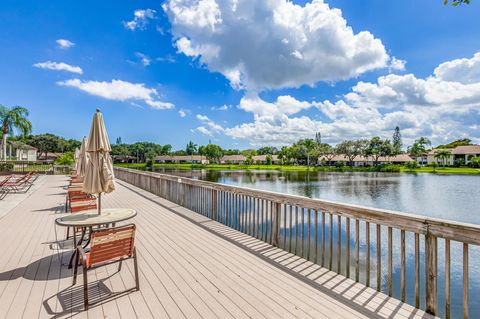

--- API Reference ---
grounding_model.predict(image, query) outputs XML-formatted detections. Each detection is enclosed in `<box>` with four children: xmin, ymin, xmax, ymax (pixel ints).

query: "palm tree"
<box><xmin>0</xmin><ymin>105</ymin><xmax>32</xmax><ymax>160</ymax></box>
<box><xmin>434</xmin><ymin>149</ymin><xmax>452</xmax><ymax>167</ymax></box>
<box><xmin>185</xmin><ymin>141</ymin><xmax>198</xmax><ymax>163</ymax></box>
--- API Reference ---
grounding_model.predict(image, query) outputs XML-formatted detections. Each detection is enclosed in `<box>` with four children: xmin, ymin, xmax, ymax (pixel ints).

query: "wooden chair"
<box><xmin>73</xmin><ymin>224</ymin><xmax>139</xmax><ymax>309</ymax></box>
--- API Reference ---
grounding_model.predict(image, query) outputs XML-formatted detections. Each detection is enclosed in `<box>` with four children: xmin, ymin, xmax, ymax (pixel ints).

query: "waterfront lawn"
<box><xmin>400</xmin><ymin>166</ymin><xmax>480</xmax><ymax>174</ymax></box>
<box><xmin>115</xmin><ymin>162</ymin><xmax>480</xmax><ymax>175</ymax></box>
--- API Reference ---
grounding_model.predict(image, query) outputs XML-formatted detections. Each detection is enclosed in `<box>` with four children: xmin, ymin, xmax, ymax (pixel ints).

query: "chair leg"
<box><xmin>133</xmin><ymin>248</ymin><xmax>140</xmax><ymax>291</ymax></box>
<box><xmin>118</xmin><ymin>259</ymin><xmax>123</xmax><ymax>272</ymax></box>
<box><xmin>66</xmin><ymin>227</ymin><xmax>70</xmax><ymax>240</ymax></box>
<box><xmin>72</xmin><ymin>250</ymin><xmax>79</xmax><ymax>285</ymax></box>
<box><xmin>83</xmin><ymin>264</ymin><xmax>89</xmax><ymax>310</ymax></box>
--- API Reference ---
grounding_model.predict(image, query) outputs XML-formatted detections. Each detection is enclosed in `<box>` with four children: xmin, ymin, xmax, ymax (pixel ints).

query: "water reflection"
<box><xmin>154</xmin><ymin>168</ymin><xmax>480</xmax><ymax>224</ymax></box>
<box><xmin>151</xmin><ymin>167</ymin><xmax>480</xmax><ymax>318</ymax></box>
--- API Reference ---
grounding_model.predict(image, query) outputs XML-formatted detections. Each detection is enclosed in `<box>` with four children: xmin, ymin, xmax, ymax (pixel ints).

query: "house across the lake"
<box><xmin>220</xmin><ymin>155</ymin><xmax>246</xmax><ymax>164</ymax></box>
<box><xmin>427</xmin><ymin>145</ymin><xmax>480</xmax><ymax>165</ymax></box>
<box><xmin>154</xmin><ymin>155</ymin><xmax>209</xmax><ymax>164</ymax></box>
<box><xmin>319</xmin><ymin>154</ymin><xmax>414</xmax><ymax>166</ymax></box>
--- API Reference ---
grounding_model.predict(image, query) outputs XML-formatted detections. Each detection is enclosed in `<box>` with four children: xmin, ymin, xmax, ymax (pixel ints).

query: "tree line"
<box><xmin>108</xmin><ymin>127</ymin><xmax>437</xmax><ymax>167</ymax></box>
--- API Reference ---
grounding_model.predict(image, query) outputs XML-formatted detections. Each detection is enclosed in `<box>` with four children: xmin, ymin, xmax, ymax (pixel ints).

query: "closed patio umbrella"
<box><xmin>76</xmin><ymin>137</ymin><xmax>88</xmax><ymax>177</ymax></box>
<box><xmin>82</xmin><ymin>109</ymin><xmax>115</xmax><ymax>214</ymax></box>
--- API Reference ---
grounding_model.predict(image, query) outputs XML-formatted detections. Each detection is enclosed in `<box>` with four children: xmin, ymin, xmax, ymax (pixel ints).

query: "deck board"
<box><xmin>0</xmin><ymin>175</ymin><xmax>436</xmax><ymax>319</ymax></box>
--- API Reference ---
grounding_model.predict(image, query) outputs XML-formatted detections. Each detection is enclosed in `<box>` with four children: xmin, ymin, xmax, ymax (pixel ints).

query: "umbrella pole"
<box><xmin>98</xmin><ymin>193</ymin><xmax>101</xmax><ymax>215</ymax></box>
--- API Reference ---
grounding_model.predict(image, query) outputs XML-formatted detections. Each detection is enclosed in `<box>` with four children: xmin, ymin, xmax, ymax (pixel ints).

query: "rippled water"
<box><xmin>151</xmin><ymin>168</ymin><xmax>480</xmax><ymax>318</ymax></box>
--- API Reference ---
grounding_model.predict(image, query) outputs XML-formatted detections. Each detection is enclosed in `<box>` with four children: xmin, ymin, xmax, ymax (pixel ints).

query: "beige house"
<box><xmin>154</xmin><ymin>155</ymin><xmax>209</xmax><ymax>164</ymax></box>
<box><xmin>0</xmin><ymin>141</ymin><xmax>38</xmax><ymax>161</ymax></box>
<box><xmin>319</xmin><ymin>154</ymin><xmax>414</xmax><ymax>166</ymax></box>
<box><xmin>427</xmin><ymin>145</ymin><xmax>480</xmax><ymax>165</ymax></box>
<box><xmin>220</xmin><ymin>155</ymin><xmax>246</xmax><ymax>164</ymax></box>
<box><xmin>252</xmin><ymin>155</ymin><xmax>280</xmax><ymax>164</ymax></box>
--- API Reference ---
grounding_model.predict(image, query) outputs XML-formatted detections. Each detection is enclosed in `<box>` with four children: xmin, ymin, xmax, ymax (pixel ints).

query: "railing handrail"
<box><xmin>114</xmin><ymin>167</ymin><xmax>480</xmax><ymax>245</ymax></box>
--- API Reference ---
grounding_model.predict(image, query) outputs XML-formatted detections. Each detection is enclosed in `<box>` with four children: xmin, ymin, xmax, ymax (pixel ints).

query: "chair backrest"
<box><xmin>0</xmin><ymin>176</ymin><xmax>11</xmax><ymax>186</ymax></box>
<box><xmin>89</xmin><ymin>224</ymin><xmax>136</xmax><ymax>267</ymax></box>
<box><xmin>70</xmin><ymin>200</ymin><xmax>97</xmax><ymax>213</ymax></box>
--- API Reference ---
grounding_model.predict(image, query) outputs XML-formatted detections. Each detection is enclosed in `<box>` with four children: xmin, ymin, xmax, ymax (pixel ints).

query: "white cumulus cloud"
<box><xmin>205</xmin><ymin>52</ymin><xmax>480</xmax><ymax>146</ymax></box>
<box><xmin>33</xmin><ymin>61</ymin><xmax>83</xmax><ymax>74</ymax></box>
<box><xmin>56</xmin><ymin>39</ymin><xmax>75</xmax><ymax>49</ymax></box>
<box><xmin>124</xmin><ymin>9</ymin><xmax>156</xmax><ymax>30</ymax></box>
<box><xmin>57</xmin><ymin>79</ymin><xmax>174</xmax><ymax>109</ymax></box>
<box><xmin>164</xmin><ymin>0</ymin><xmax>389</xmax><ymax>90</ymax></box>
<box><xmin>195</xmin><ymin>113</ymin><xmax>224</xmax><ymax>135</ymax></box>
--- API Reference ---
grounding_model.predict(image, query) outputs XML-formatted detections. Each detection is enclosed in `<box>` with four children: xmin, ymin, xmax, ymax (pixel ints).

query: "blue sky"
<box><xmin>1</xmin><ymin>0</ymin><xmax>479</xmax><ymax>149</ymax></box>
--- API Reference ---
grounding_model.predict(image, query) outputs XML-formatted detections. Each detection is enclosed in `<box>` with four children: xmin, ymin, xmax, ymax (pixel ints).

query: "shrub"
<box><xmin>335</xmin><ymin>161</ymin><xmax>345</xmax><ymax>169</ymax></box>
<box><xmin>0</xmin><ymin>162</ymin><xmax>14</xmax><ymax>172</ymax></box>
<box><xmin>404</xmin><ymin>161</ymin><xmax>419</xmax><ymax>171</ymax></box>
<box><xmin>378</xmin><ymin>164</ymin><xmax>401</xmax><ymax>173</ymax></box>
<box><xmin>454</xmin><ymin>158</ymin><xmax>465</xmax><ymax>167</ymax></box>
<box><xmin>54</xmin><ymin>152</ymin><xmax>74</xmax><ymax>166</ymax></box>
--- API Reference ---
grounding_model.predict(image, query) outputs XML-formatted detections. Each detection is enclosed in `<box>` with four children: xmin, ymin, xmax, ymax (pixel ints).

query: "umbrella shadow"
<box><xmin>0</xmin><ymin>252</ymin><xmax>73</xmax><ymax>281</ymax></box>
<box><xmin>33</xmin><ymin>205</ymin><xmax>66</xmax><ymax>213</ymax></box>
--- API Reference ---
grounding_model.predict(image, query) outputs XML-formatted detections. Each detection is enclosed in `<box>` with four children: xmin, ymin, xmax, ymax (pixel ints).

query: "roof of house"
<box><xmin>253</xmin><ymin>155</ymin><xmax>279</xmax><ymax>161</ymax></box>
<box><xmin>222</xmin><ymin>155</ymin><xmax>246</xmax><ymax>161</ymax></box>
<box><xmin>8</xmin><ymin>141</ymin><xmax>37</xmax><ymax>150</ymax></box>
<box><xmin>154</xmin><ymin>155</ymin><xmax>207</xmax><ymax>161</ymax></box>
<box><xmin>452</xmin><ymin>145</ymin><xmax>480</xmax><ymax>155</ymax></box>
<box><xmin>319</xmin><ymin>154</ymin><xmax>413</xmax><ymax>162</ymax></box>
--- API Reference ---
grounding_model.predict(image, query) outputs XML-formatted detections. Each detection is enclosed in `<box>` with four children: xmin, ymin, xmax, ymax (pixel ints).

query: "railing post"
<box><xmin>425</xmin><ymin>232</ymin><xmax>437</xmax><ymax>316</ymax></box>
<box><xmin>211</xmin><ymin>190</ymin><xmax>217</xmax><ymax>221</ymax></box>
<box><xmin>273</xmin><ymin>202</ymin><xmax>281</xmax><ymax>247</ymax></box>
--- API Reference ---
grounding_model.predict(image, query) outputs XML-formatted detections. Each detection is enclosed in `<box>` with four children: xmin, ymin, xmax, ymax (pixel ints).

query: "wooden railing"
<box><xmin>0</xmin><ymin>161</ymin><xmax>72</xmax><ymax>175</ymax></box>
<box><xmin>114</xmin><ymin>167</ymin><xmax>479</xmax><ymax>318</ymax></box>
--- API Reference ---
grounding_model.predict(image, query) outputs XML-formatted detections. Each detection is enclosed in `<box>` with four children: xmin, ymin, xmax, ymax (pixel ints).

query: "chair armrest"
<box><xmin>77</xmin><ymin>245</ymin><xmax>87</xmax><ymax>265</ymax></box>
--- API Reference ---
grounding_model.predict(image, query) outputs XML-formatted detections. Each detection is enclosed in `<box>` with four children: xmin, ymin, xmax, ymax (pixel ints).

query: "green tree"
<box><xmin>54</xmin><ymin>152</ymin><xmax>75</xmax><ymax>166</ymax></box>
<box><xmin>315</xmin><ymin>132</ymin><xmax>322</xmax><ymax>145</ymax></box>
<box><xmin>336</xmin><ymin>140</ymin><xmax>361</xmax><ymax>166</ymax></box>
<box><xmin>161</xmin><ymin>144</ymin><xmax>172</xmax><ymax>155</ymax></box>
<box><xmin>408</xmin><ymin>137</ymin><xmax>431</xmax><ymax>160</ymax></box>
<box><xmin>434</xmin><ymin>149</ymin><xmax>452</xmax><ymax>167</ymax></box>
<box><xmin>111</xmin><ymin>143</ymin><xmax>130</xmax><ymax>157</ymax></box>
<box><xmin>116</xmin><ymin>137</ymin><xmax>122</xmax><ymax>144</ymax></box>
<box><xmin>365</xmin><ymin>137</ymin><xmax>384</xmax><ymax>164</ymax></box>
<box><xmin>203</xmin><ymin>144</ymin><xmax>223</xmax><ymax>163</ymax></box>
<box><xmin>266</xmin><ymin>154</ymin><xmax>273</xmax><ymax>165</ymax></box>
<box><xmin>436</xmin><ymin>138</ymin><xmax>472</xmax><ymax>149</ymax></box>
<box><xmin>444</xmin><ymin>0</ymin><xmax>470</xmax><ymax>6</ymax></box>
<box><xmin>318</xmin><ymin>143</ymin><xmax>336</xmax><ymax>164</ymax></box>
<box><xmin>257</xmin><ymin>146</ymin><xmax>277</xmax><ymax>155</ymax></box>
<box><xmin>404</xmin><ymin>161</ymin><xmax>419</xmax><ymax>172</ymax></box>
<box><xmin>186</xmin><ymin>141</ymin><xmax>198</xmax><ymax>163</ymax></box>
<box><xmin>64</xmin><ymin>139</ymin><xmax>81</xmax><ymax>152</ymax></box>
<box><xmin>392</xmin><ymin>126</ymin><xmax>402</xmax><ymax>155</ymax></box>
<box><xmin>470</xmin><ymin>156</ymin><xmax>480</xmax><ymax>168</ymax></box>
<box><xmin>0</xmin><ymin>105</ymin><xmax>32</xmax><ymax>160</ymax></box>
<box><xmin>27</xmin><ymin>134</ymin><xmax>60</xmax><ymax>159</ymax></box>
<box><xmin>297</xmin><ymin>139</ymin><xmax>318</xmax><ymax>168</ymax></box>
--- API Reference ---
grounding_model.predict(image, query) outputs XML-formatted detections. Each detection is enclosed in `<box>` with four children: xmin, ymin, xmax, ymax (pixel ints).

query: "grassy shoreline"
<box><xmin>114</xmin><ymin>163</ymin><xmax>480</xmax><ymax>175</ymax></box>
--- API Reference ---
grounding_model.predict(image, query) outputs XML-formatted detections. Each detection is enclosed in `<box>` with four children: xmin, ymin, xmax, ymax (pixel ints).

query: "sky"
<box><xmin>0</xmin><ymin>0</ymin><xmax>479</xmax><ymax>150</ymax></box>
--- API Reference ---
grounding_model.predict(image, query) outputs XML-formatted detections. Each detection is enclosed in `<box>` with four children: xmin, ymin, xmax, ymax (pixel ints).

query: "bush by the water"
<box><xmin>54</xmin><ymin>152</ymin><xmax>75</xmax><ymax>166</ymax></box>
<box><xmin>404</xmin><ymin>161</ymin><xmax>419</xmax><ymax>171</ymax></box>
<box><xmin>0</xmin><ymin>162</ymin><xmax>14</xmax><ymax>172</ymax></box>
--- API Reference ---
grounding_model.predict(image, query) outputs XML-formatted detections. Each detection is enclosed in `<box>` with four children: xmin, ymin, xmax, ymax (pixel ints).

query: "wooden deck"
<box><xmin>0</xmin><ymin>175</ymin><xmax>435</xmax><ymax>319</ymax></box>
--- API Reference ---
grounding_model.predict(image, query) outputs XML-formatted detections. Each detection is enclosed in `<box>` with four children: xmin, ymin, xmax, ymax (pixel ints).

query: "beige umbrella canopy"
<box><xmin>82</xmin><ymin>109</ymin><xmax>115</xmax><ymax>214</ymax></box>
<box><xmin>76</xmin><ymin>137</ymin><xmax>88</xmax><ymax>177</ymax></box>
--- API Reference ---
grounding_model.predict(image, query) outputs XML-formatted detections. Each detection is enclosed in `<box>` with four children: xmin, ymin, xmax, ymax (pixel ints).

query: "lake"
<box><xmin>150</xmin><ymin>167</ymin><xmax>480</xmax><ymax>318</ymax></box>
